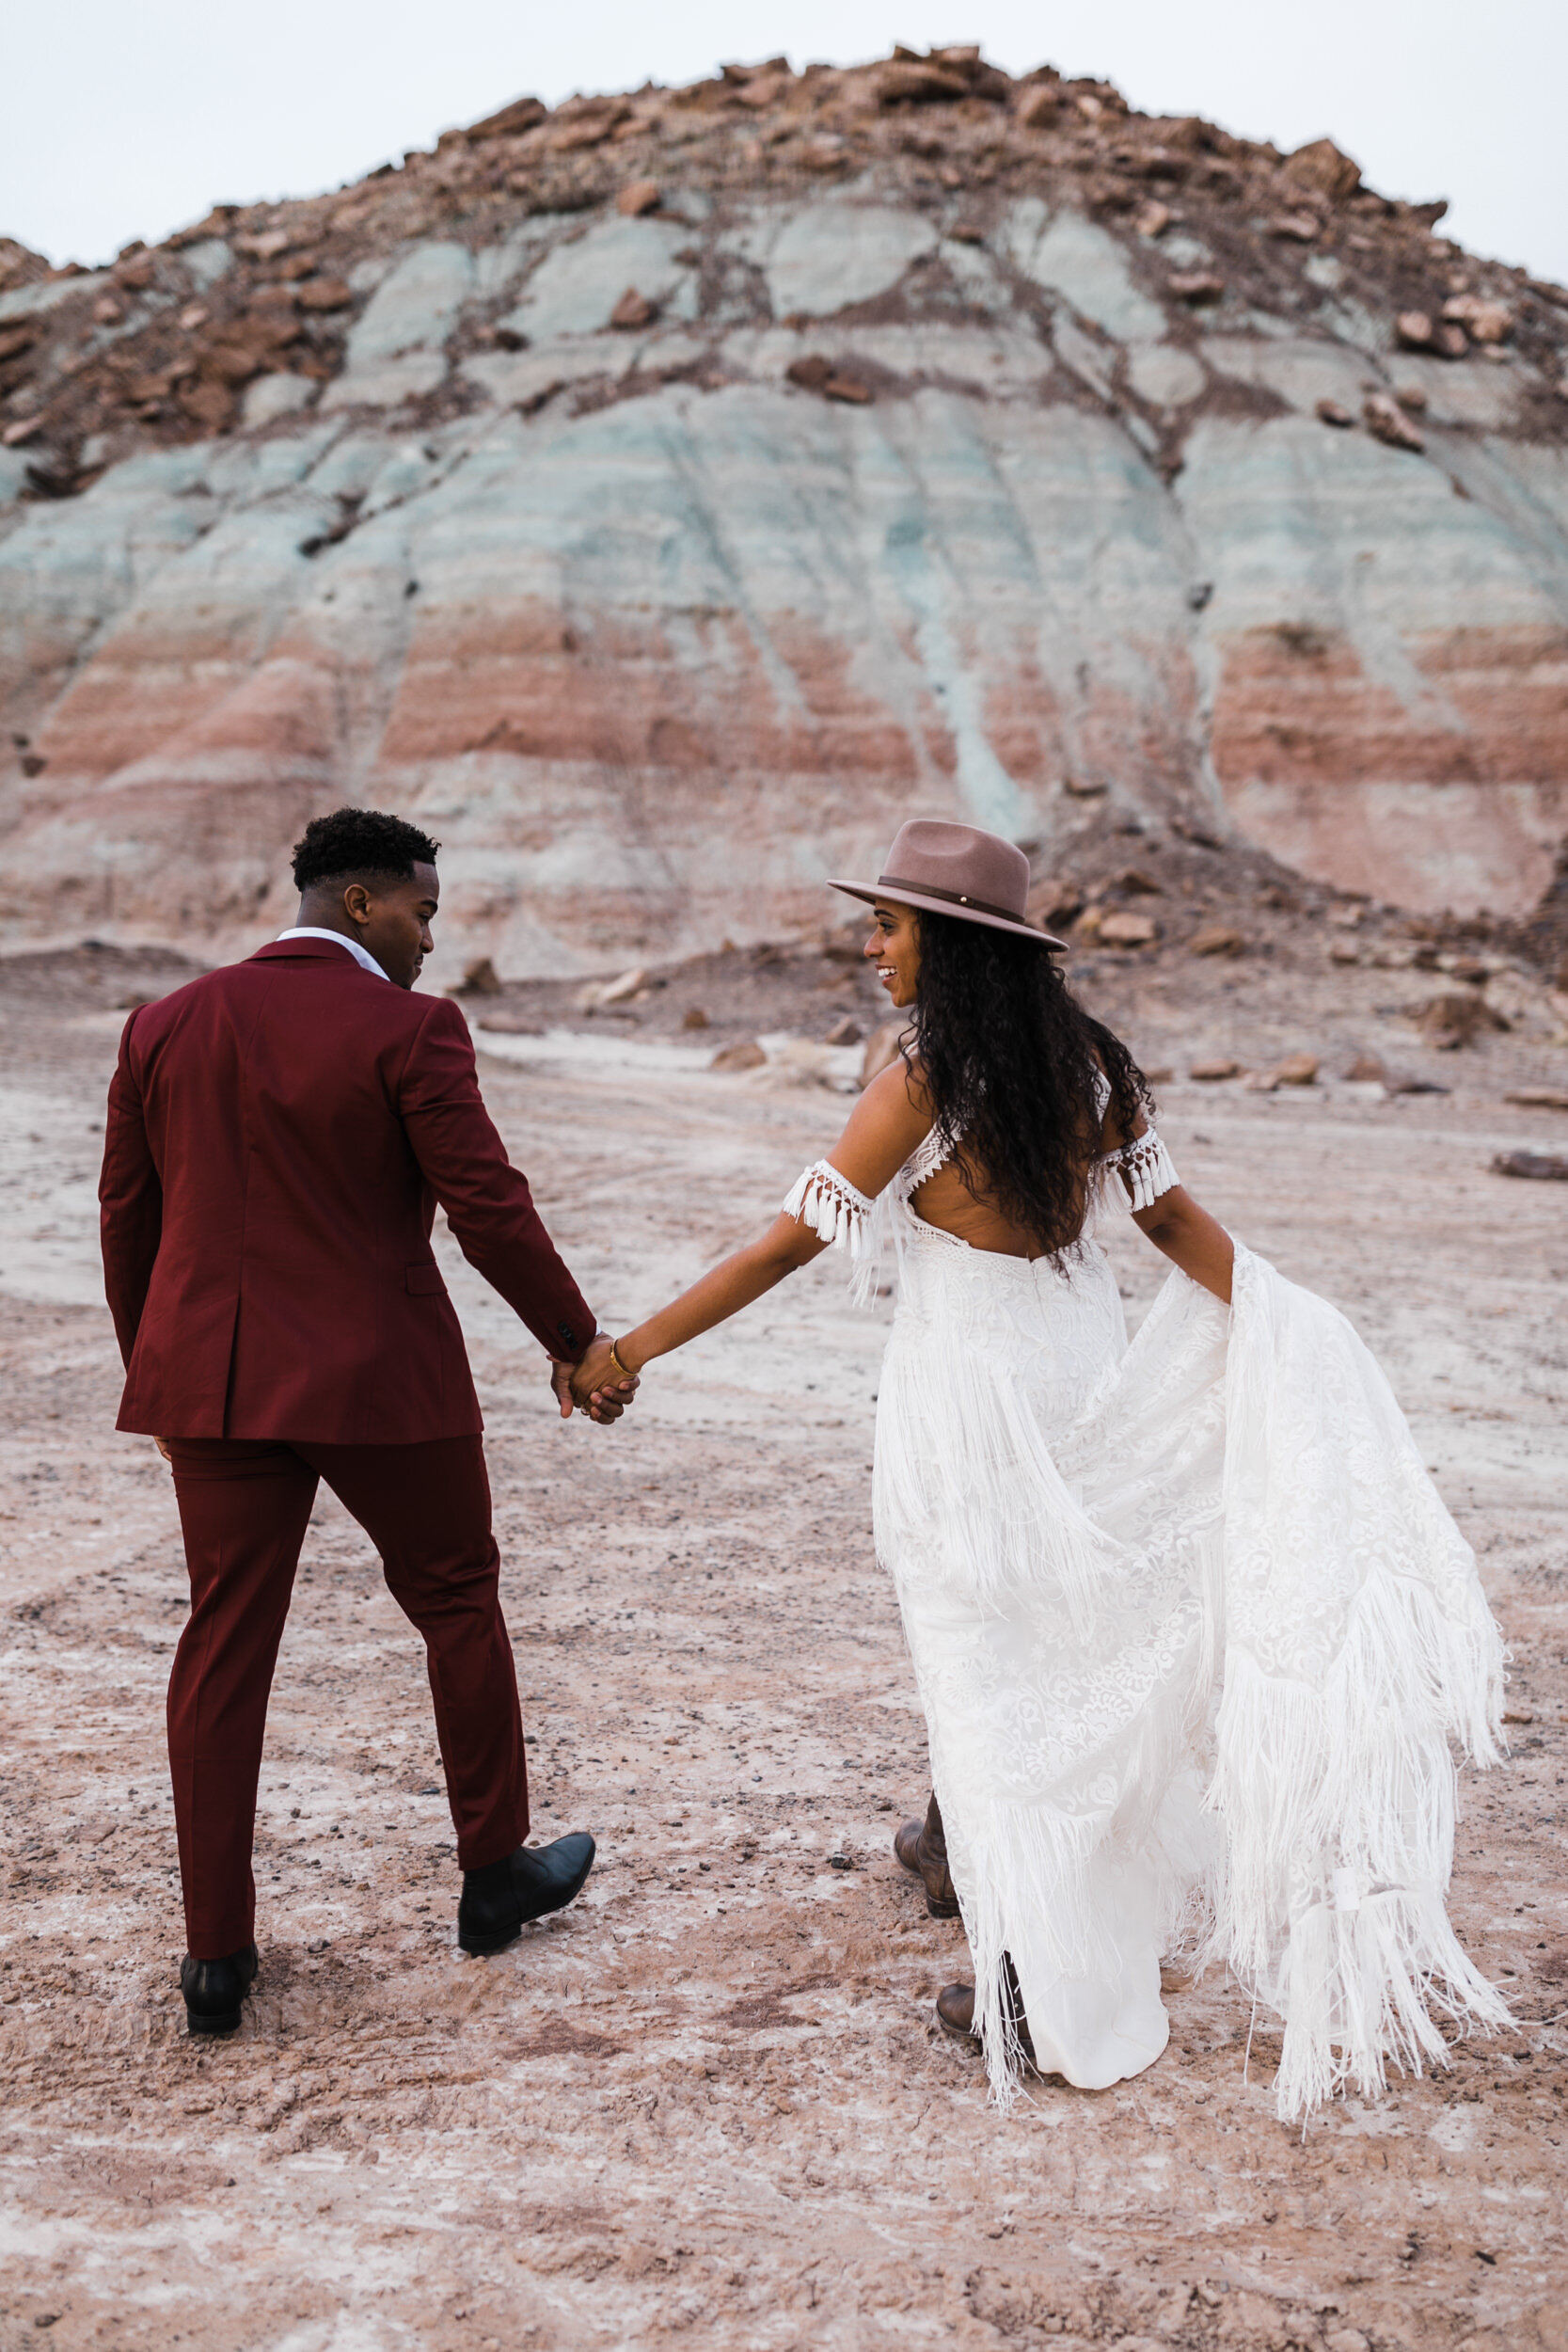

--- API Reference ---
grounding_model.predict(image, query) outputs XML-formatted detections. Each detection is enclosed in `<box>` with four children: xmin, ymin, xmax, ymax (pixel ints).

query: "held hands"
<box><xmin>549</xmin><ymin>1334</ymin><xmax>640</xmax><ymax>1426</ymax></box>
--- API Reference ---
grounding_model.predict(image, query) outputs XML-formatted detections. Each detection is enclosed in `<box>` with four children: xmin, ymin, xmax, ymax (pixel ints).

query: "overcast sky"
<box><xmin>4</xmin><ymin>0</ymin><xmax>1564</xmax><ymax>287</ymax></box>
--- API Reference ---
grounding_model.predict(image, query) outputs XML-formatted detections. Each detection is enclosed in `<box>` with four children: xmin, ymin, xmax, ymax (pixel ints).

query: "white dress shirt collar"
<box><xmin>276</xmin><ymin>927</ymin><xmax>391</xmax><ymax>983</ymax></box>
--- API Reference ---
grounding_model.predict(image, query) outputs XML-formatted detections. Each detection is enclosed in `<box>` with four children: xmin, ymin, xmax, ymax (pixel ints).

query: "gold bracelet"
<box><xmin>607</xmin><ymin>1338</ymin><xmax>633</xmax><ymax>1382</ymax></box>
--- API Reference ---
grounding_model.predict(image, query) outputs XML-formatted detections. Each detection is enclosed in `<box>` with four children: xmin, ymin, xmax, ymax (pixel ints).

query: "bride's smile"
<box><xmin>864</xmin><ymin>900</ymin><xmax>921</xmax><ymax>1008</ymax></box>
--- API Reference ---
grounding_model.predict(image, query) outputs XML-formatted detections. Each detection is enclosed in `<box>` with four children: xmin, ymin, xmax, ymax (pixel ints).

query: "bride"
<box><xmin>568</xmin><ymin>819</ymin><xmax>1508</xmax><ymax>2118</ymax></box>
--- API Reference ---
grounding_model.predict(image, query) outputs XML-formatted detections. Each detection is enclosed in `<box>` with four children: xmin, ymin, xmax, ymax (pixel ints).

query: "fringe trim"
<box><xmin>876</xmin><ymin>1315</ymin><xmax>1125</xmax><ymax>1633</ymax></box>
<box><xmin>1205</xmin><ymin>1245</ymin><xmax>1510</xmax><ymax>2120</ymax></box>
<box><xmin>960</xmin><ymin>1801</ymin><xmax>1106</xmax><ymax>2113</ymax></box>
<box><xmin>783</xmin><ymin>1158</ymin><xmax>873</xmax><ymax>1252</ymax></box>
<box><xmin>947</xmin><ymin>1774</ymin><xmax>1211</xmax><ymax>2114</ymax></box>
<box><xmin>1200</xmin><ymin>1595</ymin><xmax>1509</xmax><ymax>2118</ymax></box>
<box><xmin>782</xmin><ymin>1158</ymin><xmax>888</xmax><ymax>1308</ymax></box>
<box><xmin>1093</xmin><ymin>1127</ymin><xmax>1180</xmax><ymax>1216</ymax></box>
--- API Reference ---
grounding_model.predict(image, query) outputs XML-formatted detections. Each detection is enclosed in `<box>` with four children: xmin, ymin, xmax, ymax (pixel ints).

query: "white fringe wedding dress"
<box><xmin>783</xmin><ymin>1110</ymin><xmax>1508</xmax><ymax>2122</ymax></box>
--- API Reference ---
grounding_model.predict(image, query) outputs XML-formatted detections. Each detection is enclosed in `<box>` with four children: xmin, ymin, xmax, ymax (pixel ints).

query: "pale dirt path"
<box><xmin>2</xmin><ymin>988</ymin><xmax>1566</xmax><ymax>2352</ymax></box>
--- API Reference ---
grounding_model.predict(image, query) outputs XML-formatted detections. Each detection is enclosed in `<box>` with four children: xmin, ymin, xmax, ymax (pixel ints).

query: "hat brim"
<box><xmin>829</xmin><ymin>879</ymin><xmax>1067</xmax><ymax>952</ymax></box>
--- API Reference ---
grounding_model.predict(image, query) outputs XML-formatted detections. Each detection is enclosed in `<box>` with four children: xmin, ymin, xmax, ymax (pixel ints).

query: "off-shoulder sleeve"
<box><xmin>1096</xmin><ymin>1127</ymin><xmax>1180</xmax><ymax>1214</ymax></box>
<box><xmin>782</xmin><ymin>1158</ymin><xmax>877</xmax><ymax>1257</ymax></box>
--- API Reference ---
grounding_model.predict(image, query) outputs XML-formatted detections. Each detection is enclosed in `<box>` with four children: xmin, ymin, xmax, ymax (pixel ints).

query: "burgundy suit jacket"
<box><xmin>99</xmin><ymin>938</ymin><xmax>595</xmax><ymax>1443</ymax></box>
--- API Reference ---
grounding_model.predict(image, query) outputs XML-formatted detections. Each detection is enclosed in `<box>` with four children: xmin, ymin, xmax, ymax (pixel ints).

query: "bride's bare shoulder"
<box><xmin>862</xmin><ymin>1052</ymin><xmax>933</xmax><ymax>1127</ymax></box>
<box><xmin>826</xmin><ymin>1053</ymin><xmax>934</xmax><ymax>1197</ymax></box>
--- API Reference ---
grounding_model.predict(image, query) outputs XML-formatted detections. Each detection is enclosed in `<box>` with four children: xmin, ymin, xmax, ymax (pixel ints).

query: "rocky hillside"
<box><xmin>3</xmin><ymin>48</ymin><xmax>1567</xmax><ymax>967</ymax></box>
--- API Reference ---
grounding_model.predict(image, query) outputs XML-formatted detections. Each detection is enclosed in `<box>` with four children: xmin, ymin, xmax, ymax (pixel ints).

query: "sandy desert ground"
<box><xmin>2</xmin><ymin>919</ymin><xmax>1567</xmax><ymax>2352</ymax></box>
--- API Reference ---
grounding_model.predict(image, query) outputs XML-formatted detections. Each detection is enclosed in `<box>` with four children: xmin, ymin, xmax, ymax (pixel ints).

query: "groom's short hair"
<box><xmin>292</xmin><ymin>807</ymin><xmax>441</xmax><ymax>893</ymax></box>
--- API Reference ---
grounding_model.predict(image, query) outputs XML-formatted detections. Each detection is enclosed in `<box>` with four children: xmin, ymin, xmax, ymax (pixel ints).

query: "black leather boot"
<box><xmin>457</xmin><ymin>1833</ymin><xmax>596</xmax><ymax>1956</ymax></box>
<box><xmin>893</xmin><ymin>1792</ymin><xmax>959</xmax><ymax>1917</ymax></box>
<box><xmin>181</xmin><ymin>1943</ymin><xmax>259</xmax><ymax>2036</ymax></box>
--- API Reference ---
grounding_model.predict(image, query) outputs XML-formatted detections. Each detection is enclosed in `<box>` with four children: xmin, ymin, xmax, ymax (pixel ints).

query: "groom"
<box><xmin>100</xmin><ymin>806</ymin><xmax>628</xmax><ymax>2036</ymax></box>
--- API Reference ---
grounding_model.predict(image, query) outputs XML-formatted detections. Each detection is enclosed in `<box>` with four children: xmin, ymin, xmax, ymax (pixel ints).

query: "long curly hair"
<box><xmin>908</xmin><ymin>910</ymin><xmax>1151</xmax><ymax>1258</ymax></box>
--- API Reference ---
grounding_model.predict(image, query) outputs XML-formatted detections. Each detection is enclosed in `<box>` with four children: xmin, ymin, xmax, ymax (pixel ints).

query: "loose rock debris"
<box><xmin>2</xmin><ymin>904</ymin><xmax>1566</xmax><ymax>2346</ymax></box>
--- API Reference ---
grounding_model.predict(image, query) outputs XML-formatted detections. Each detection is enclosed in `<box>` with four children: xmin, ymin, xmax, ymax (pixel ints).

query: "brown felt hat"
<box><xmin>830</xmin><ymin>819</ymin><xmax>1066</xmax><ymax>949</ymax></box>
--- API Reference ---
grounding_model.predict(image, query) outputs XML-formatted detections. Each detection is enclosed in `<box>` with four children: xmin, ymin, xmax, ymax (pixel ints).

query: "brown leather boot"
<box><xmin>935</xmin><ymin>1958</ymin><xmax>1036</xmax><ymax>2066</ymax></box>
<box><xmin>935</xmin><ymin>1979</ymin><xmax>980</xmax><ymax>2049</ymax></box>
<box><xmin>893</xmin><ymin>1791</ymin><xmax>959</xmax><ymax>1918</ymax></box>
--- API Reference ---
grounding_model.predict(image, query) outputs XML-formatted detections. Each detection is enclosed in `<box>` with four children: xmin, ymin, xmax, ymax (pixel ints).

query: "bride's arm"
<box><xmin>571</xmin><ymin>1057</ymin><xmax>932</xmax><ymax>1405</ymax></box>
<box><xmin>1131</xmin><ymin>1187</ymin><xmax>1234</xmax><ymax>1304</ymax></box>
<box><xmin>1098</xmin><ymin>1085</ymin><xmax>1234</xmax><ymax>1306</ymax></box>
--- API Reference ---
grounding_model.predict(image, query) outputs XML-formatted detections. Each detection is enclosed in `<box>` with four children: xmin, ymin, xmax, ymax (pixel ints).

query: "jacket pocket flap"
<box><xmin>405</xmin><ymin>1263</ymin><xmax>448</xmax><ymax>1296</ymax></box>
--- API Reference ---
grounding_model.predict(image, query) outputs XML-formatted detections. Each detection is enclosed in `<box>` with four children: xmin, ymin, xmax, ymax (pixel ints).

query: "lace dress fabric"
<box><xmin>784</xmin><ymin>1117</ymin><xmax>1506</xmax><ymax>2119</ymax></box>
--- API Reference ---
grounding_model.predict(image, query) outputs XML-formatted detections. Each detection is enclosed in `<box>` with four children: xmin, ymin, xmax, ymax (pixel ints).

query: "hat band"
<box><xmin>877</xmin><ymin>872</ymin><xmax>1027</xmax><ymax>927</ymax></box>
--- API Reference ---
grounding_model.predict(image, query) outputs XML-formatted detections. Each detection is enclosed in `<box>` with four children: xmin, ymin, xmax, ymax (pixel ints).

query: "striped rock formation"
<box><xmin>3</xmin><ymin>50</ymin><xmax>1566</xmax><ymax>966</ymax></box>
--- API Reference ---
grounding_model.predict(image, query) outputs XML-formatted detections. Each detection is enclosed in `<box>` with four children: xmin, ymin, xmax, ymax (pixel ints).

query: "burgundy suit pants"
<box><xmin>166</xmin><ymin>1437</ymin><xmax>529</xmax><ymax>1957</ymax></box>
